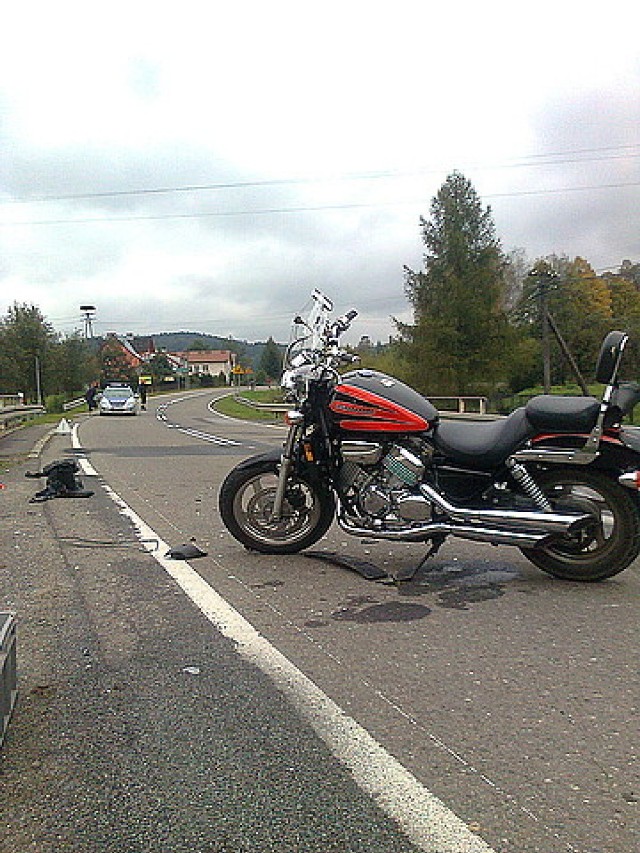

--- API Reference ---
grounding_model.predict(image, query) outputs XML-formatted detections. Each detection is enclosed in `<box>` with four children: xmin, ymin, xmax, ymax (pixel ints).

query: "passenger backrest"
<box><xmin>595</xmin><ymin>330</ymin><xmax>628</xmax><ymax>385</ymax></box>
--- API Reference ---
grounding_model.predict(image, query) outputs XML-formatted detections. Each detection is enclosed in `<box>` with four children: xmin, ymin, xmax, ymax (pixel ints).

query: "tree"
<box><xmin>618</xmin><ymin>260</ymin><xmax>640</xmax><ymax>287</ymax></box>
<box><xmin>0</xmin><ymin>303</ymin><xmax>58</xmax><ymax>401</ymax></box>
<box><xmin>148</xmin><ymin>352</ymin><xmax>174</xmax><ymax>383</ymax></box>
<box><xmin>400</xmin><ymin>172</ymin><xmax>509</xmax><ymax>395</ymax></box>
<box><xmin>98</xmin><ymin>338</ymin><xmax>138</xmax><ymax>386</ymax></box>
<box><xmin>187</xmin><ymin>338</ymin><xmax>209</xmax><ymax>351</ymax></box>
<box><xmin>50</xmin><ymin>334</ymin><xmax>97</xmax><ymax>396</ymax></box>
<box><xmin>259</xmin><ymin>337</ymin><xmax>283</xmax><ymax>382</ymax></box>
<box><xmin>602</xmin><ymin>271</ymin><xmax>640</xmax><ymax>378</ymax></box>
<box><xmin>503</xmin><ymin>248</ymin><xmax>530</xmax><ymax>312</ymax></box>
<box><xmin>549</xmin><ymin>257</ymin><xmax>612</xmax><ymax>382</ymax></box>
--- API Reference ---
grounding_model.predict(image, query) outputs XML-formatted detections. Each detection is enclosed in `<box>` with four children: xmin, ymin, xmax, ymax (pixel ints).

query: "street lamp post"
<box><xmin>34</xmin><ymin>354</ymin><xmax>43</xmax><ymax>406</ymax></box>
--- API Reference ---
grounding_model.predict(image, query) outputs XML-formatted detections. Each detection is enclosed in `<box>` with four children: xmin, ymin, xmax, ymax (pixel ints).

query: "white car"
<box><xmin>98</xmin><ymin>384</ymin><xmax>140</xmax><ymax>415</ymax></box>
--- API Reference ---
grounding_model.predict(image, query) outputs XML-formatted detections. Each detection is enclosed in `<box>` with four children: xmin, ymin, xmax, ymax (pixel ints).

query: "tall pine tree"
<box><xmin>400</xmin><ymin>172</ymin><xmax>509</xmax><ymax>395</ymax></box>
<box><xmin>259</xmin><ymin>337</ymin><xmax>283</xmax><ymax>382</ymax></box>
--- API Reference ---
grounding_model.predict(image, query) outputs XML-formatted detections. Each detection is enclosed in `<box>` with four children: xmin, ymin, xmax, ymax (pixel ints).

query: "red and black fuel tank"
<box><xmin>328</xmin><ymin>369</ymin><xmax>438</xmax><ymax>433</ymax></box>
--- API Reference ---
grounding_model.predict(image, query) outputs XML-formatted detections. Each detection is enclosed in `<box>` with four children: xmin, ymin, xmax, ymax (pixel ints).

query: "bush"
<box><xmin>45</xmin><ymin>393</ymin><xmax>66</xmax><ymax>413</ymax></box>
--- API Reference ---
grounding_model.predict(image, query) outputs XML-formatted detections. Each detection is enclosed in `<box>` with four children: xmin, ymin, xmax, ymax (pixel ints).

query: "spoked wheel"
<box><xmin>520</xmin><ymin>468</ymin><xmax>640</xmax><ymax>581</ymax></box>
<box><xmin>219</xmin><ymin>459</ymin><xmax>335</xmax><ymax>554</ymax></box>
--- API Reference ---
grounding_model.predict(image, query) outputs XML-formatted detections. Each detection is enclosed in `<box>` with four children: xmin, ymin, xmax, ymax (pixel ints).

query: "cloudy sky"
<box><xmin>1</xmin><ymin>1</ymin><xmax>638</xmax><ymax>345</ymax></box>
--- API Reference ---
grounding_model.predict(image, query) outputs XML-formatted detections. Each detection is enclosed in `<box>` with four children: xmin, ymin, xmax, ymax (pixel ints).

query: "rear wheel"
<box><xmin>520</xmin><ymin>468</ymin><xmax>640</xmax><ymax>581</ymax></box>
<box><xmin>219</xmin><ymin>459</ymin><xmax>335</xmax><ymax>554</ymax></box>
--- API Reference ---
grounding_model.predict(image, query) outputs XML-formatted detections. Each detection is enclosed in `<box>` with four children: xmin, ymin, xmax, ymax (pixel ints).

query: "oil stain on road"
<box><xmin>302</xmin><ymin>551</ymin><xmax>519</xmax><ymax>624</ymax></box>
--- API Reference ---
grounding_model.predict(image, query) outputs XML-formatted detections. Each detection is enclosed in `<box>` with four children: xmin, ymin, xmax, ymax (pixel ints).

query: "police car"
<box><xmin>98</xmin><ymin>383</ymin><xmax>140</xmax><ymax>416</ymax></box>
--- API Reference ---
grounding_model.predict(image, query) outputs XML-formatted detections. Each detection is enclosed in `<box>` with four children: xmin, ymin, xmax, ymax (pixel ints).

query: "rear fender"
<box><xmin>532</xmin><ymin>431</ymin><xmax>640</xmax><ymax>475</ymax></box>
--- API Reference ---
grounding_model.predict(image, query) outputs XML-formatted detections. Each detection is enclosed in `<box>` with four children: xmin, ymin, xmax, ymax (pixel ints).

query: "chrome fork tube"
<box><xmin>271</xmin><ymin>418</ymin><xmax>303</xmax><ymax>521</ymax></box>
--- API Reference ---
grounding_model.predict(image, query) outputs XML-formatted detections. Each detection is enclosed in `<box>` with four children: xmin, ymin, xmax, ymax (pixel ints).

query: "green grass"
<box><xmin>213</xmin><ymin>389</ymin><xmax>286</xmax><ymax>422</ymax></box>
<box><xmin>513</xmin><ymin>382</ymin><xmax>605</xmax><ymax>399</ymax></box>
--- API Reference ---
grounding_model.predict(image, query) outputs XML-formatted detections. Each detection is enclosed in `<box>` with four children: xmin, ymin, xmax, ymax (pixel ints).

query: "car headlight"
<box><xmin>124</xmin><ymin>398</ymin><xmax>135</xmax><ymax>409</ymax></box>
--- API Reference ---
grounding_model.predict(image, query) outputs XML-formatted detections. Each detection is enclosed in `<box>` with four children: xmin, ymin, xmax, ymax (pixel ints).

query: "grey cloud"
<box><xmin>489</xmin><ymin>88</ymin><xmax>640</xmax><ymax>269</ymax></box>
<box><xmin>534</xmin><ymin>88</ymin><xmax>640</xmax><ymax>155</ymax></box>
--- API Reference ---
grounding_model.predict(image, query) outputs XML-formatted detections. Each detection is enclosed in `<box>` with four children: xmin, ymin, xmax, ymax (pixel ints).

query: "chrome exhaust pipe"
<box><xmin>337</xmin><ymin>514</ymin><xmax>553</xmax><ymax>549</ymax></box>
<box><xmin>450</xmin><ymin>526</ymin><xmax>553</xmax><ymax>548</ymax></box>
<box><xmin>418</xmin><ymin>482</ymin><xmax>590</xmax><ymax>534</ymax></box>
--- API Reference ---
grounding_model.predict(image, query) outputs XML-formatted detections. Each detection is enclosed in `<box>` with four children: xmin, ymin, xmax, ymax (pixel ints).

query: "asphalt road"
<box><xmin>1</xmin><ymin>391</ymin><xmax>638</xmax><ymax>852</ymax></box>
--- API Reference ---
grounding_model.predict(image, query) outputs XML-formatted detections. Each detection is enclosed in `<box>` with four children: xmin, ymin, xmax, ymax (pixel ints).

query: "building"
<box><xmin>181</xmin><ymin>350</ymin><xmax>237</xmax><ymax>384</ymax></box>
<box><xmin>97</xmin><ymin>336</ymin><xmax>236</xmax><ymax>386</ymax></box>
<box><xmin>128</xmin><ymin>336</ymin><xmax>155</xmax><ymax>358</ymax></box>
<box><xmin>100</xmin><ymin>333</ymin><xmax>145</xmax><ymax>371</ymax></box>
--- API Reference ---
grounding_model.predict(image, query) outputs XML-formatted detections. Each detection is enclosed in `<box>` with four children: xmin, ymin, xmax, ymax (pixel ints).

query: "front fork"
<box><xmin>271</xmin><ymin>413</ymin><xmax>305</xmax><ymax>521</ymax></box>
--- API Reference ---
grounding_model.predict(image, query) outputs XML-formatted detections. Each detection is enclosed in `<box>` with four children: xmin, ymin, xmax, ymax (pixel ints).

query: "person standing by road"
<box><xmin>138</xmin><ymin>382</ymin><xmax>148</xmax><ymax>410</ymax></box>
<box><xmin>85</xmin><ymin>382</ymin><xmax>99</xmax><ymax>411</ymax></box>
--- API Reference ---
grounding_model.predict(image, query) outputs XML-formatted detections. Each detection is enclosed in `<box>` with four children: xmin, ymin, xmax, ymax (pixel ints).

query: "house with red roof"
<box><xmin>180</xmin><ymin>350</ymin><xmax>237</xmax><ymax>384</ymax></box>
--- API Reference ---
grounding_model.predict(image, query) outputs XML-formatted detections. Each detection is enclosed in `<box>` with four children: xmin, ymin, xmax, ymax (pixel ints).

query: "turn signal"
<box><xmin>618</xmin><ymin>471</ymin><xmax>640</xmax><ymax>489</ymax></box>
<box><xmin>284</xmin><ymin>411</ymin><xmax>304</xmax><ymax>426</ymax></box>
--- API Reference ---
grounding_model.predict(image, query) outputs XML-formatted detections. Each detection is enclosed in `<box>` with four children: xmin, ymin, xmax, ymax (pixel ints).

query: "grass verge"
<box><xmin>213</xmin><ymin>390</ymin><xmax>286</xmax><ymax>423</ymax></box>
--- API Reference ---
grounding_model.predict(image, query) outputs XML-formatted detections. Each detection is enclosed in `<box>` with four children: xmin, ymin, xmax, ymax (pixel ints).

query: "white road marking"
<box><xmin>155</xmin><ymin>397</ymin><xmax>246</xmax><ymax>446</ymax></box>
<box><xmin>71</xmin><ymin>422</ymin><xmax>494</xmax><ymax>853</ymax></box>
<box><xmin>174</xmin><ymin>426</ymin><xmax>243</xmax><ymax>446</ymax></box>
<box><xmin>71</xmin><ymin>424</ymin><xmax>99</xmax><ymax>475</ymax></box>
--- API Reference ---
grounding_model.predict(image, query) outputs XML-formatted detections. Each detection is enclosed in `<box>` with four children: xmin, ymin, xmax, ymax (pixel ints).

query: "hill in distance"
<box><xmin>152</xmin><ymin>331</ymin><xmax>284</xmax><ymax>368</ymax></box>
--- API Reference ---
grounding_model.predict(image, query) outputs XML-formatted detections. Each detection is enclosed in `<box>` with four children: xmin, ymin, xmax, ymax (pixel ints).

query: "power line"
<box><xmin>2</xmin><ymin>180</ymin><xmax>639</xmax><ymax>227</ymax></box>
<box><xmin>2</xmin><ymin>143</ymin><xmax>639</xmax><ymax>205</ymax></box>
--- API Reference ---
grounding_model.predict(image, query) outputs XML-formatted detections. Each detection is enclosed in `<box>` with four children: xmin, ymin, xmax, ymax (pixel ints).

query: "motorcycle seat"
<box><xmin>432</xmin><ymin>407</ymin><xmax>534</xmax><ymax>470</ymax></box>
<box><xmin>525</xmin><ymin>395</ymin><xmax>600</xmax><ymax>433</ymax></box>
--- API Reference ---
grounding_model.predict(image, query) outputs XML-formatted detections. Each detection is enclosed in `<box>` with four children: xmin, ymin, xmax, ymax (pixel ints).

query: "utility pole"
<box><xmin>34</xmin><ymin>354</ymin><xmax>42</xmax><ymax>406</ymax></box>
<box><xmin>530</xmin><ymin>268</ymin><xmax>552</xmax><ymax>393</ymax></box>
<box><xmin>80</xmin><ymin>304</ymin><xmax>96</xmax><ymax>339</ymax></box>
<box><xmin>528</xmin><ymin>267</ymin><xmax>589</xmax><ymax>395</ymax></box>
<box><xmin>545</xmin><ymin>311</ymin><xmax>590</xmax><ymax>395</ymax></box>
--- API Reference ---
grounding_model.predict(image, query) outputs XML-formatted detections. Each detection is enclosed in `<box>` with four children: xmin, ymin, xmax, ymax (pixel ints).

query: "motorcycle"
<box><xmin>219</xmin><ymin>289</ymin><xmax>640</xmax><ymax>581</ymax></box>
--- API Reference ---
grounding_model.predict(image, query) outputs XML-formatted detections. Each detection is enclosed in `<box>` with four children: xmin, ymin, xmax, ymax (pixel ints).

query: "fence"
<box><xmin>0</xmin><ymin>395</ymin><xmax>24</xmax><ymax>409</ymax></box>
<box><xmin>428</xmin><ymin>396</ymin><xmax>489</xmax><ymax>416</ymax></box>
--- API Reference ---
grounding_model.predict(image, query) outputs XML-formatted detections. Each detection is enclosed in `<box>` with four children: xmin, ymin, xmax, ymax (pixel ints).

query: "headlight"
<box><xmin>281</xmin><ymin>366</ymin><xmax>315</xmax><ymax>399</ymax></box>
<box><xmin>281</xmin><ymin>370</ymin><xmax>296</xmax><ymax>391</ymax></box>
<box><xmin>124</xmin><ymin>397</ymin><xmax>135</xmax><ymax>409</ymax></box>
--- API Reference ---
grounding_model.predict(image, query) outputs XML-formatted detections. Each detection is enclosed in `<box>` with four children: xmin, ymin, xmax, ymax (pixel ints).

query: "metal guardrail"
<box><xmin>0</xmin><ymin>395</ymin><xmax>24</xmax><ymax>410</ymax></box>
<box><xmin>429</xmin><ymin>396</ymin><xmax>488</xmax><ymax>415</ymax></box>
<box><xmin>63</xmin><ymin>397</ymin><xmax>86</xmax><ymax>411</ymax></box>
<box><xmin>0</xmin><ymin>405</ymin><xmax>46</xmax><ymax>430</ymax></box>
<box><xmin>1</xmin><ymin>613</ymin><xmax>17</xmax><ymax>748</ymax></box>
<box><xmin>234</xmin><ymin>395</ymin><xmax>289</xmax><ymax>412</ymax></box>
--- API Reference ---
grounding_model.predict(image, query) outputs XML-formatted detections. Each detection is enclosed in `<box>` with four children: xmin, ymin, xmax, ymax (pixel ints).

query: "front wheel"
<box><xmin>520</xmin><ymin>468</ymin><xmax>640</xmax><ymax>581</ymax></box>
<box><xmin>218</xmin><ymin>459</ymin><xmax>335</xmax><ymax>554</ymax></box>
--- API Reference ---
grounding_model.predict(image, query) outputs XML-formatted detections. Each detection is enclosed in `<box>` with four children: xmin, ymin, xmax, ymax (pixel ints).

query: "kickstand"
<box><xmin>393</xmin><ymin>535</ymin><xmax>447</xmax><ymax>582</ymax></box>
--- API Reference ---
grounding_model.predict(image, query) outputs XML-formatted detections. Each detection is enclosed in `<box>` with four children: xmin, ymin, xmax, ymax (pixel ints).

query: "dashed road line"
<box><xmin>155</xmin><ymin>398</ymin><xmax>246</xmax><ymax>446</ymax></box>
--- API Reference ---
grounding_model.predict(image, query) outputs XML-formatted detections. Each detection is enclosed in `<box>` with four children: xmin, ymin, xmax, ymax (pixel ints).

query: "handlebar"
<box><xmin>280</xmin><ymin>294</ymin><xmax>361</xmax><ymax>399</ymax></box>
<box><xmin>332</xmin><ymin>309</ymin><xmax>358</xmax><ymax>335</ymax></box>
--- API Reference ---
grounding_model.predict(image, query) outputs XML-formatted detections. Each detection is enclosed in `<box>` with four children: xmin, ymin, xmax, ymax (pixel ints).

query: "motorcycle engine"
<box><xmin>340</xmin><ymin>441</ymin><xmax>432</xmax><ymax>522</ymax></box>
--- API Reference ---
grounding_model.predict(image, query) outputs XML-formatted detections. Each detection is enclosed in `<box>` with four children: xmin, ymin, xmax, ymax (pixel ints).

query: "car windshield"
<box><xmin>105</xmin><ymin>388</ymin><xmax>133</xmax><ymax>399</ymax></box>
